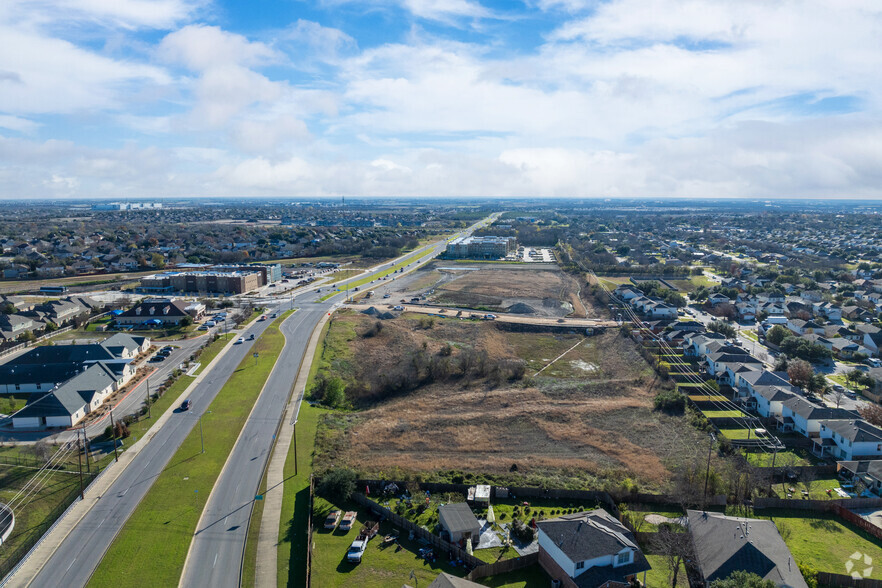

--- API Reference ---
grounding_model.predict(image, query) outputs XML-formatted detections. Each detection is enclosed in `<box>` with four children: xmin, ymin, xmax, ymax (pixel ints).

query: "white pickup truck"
<box><xmin>346</xmin><ymin>539</ymin><xmax>367</xmax><ymax>563</ymax></box>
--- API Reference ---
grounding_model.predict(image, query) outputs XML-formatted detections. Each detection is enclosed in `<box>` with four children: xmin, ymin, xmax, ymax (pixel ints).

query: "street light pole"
<box><xmin>109</xmin><ymin>408</ymin><xmax>119</xmax><ymax>462</ymax></box>
<box><xmin>145</xmin><ymin>376</ymin><xmax>151</xmax><ymax>419</ymax></box>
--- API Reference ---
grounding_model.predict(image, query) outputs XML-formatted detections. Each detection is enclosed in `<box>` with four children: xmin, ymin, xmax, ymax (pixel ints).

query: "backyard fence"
<box><xmin>466</xmin><ymin>552</ymin><xmax>539</xmax><ymax>581</ymax></box>
<box><xmin>350</xmin><ymin>493</ymin><xmax>484</xmax><ymax>569</ymax></box>
<box><xmin>817</xmin><ymin>572</ymin><xmax>882</xmax><ymax>588</ymax></box>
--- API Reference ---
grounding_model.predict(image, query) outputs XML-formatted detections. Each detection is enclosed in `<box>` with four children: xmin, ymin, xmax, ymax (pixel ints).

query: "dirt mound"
<box><xmin>362</xmin><ymin>306</ymin><xmax>379</xmax><ymax>316</ymax></box>
<box><xmin>377</xmin><ymin>311</ymin><xmax>397</xmax><ymax>320</ymax></box>
<box><xmin>506</xmin><ymin>302</ymin><xmax>536</xmax><ymax>314</ymax></box>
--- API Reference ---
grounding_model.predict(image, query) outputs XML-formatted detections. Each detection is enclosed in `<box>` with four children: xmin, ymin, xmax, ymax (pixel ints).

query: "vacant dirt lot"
<box><xmin>376</xmin><ymin>261</ymin><xmax>597</xmax><ymax>319</ymax></box>
<box><xmin>313</xmin><ymin>310</ymin><xmax>706</xmax><ymax>490</ymax></box>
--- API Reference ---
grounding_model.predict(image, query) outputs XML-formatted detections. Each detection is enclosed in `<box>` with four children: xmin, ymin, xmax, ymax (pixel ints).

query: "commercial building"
<box><xmin>445</xmin><ymin>236</ymin><xmax>516</xmax><ymax>259</ymax></box>
<box><xmin>91</xmin><ymin>202</ymin><xmax>163</xmax><ymax>211</ymax></box>
<box><xmin>115</xmin><ymin>298</ymin><xmax>192</xmax><ymax>326</ymax></box>
<box><xmin>138</xmin><ymin>270</ymin><xmax>261</xmax><ymax>295</ymax></box>
<box><xmin>211</xmin><ymin>263</ymin><xmax>282</xmax><ymax>285</ymax></box>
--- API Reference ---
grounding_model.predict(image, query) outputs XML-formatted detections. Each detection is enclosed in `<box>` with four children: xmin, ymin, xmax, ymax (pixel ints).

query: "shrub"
<box><xmin>317</xmin><ymin>467</ymin><xmax>357</xmax><ymax>502</ymax></box>
<box><xmin>653</xmin><ymin>389</ymin><xmax>686</xmax><ymax>414</ymax></box>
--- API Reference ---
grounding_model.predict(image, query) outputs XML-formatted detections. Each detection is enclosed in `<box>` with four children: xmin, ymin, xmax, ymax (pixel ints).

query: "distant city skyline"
<box><xmin>1</xmin><ymin>0</ymin><xmax>881</xmax><ymax>198</ymax></box>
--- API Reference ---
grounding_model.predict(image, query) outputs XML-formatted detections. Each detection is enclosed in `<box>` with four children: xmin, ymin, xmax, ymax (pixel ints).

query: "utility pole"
<box><xmin>76</xmin><ymin>430</ymin><xmax>84</xmax><ymax>500</ymax></box>
<box><xmin>109</xmin><ymin>408</ymin><xmax>119</xmax><ymax>462</ymax></box>
<box><xmin>293</xmin><ymin>420</ymin><xmax>298</xmax><ymax>476</ymax></box>
<box><xmin>82</xmin><ymin>423</ymin><xmax>90</xmax><ymax>474</ymax></box>
<box><xmin>768</xmin><ymin>446</ymin><xmax>778</xmax><ymax>496</ymax></box>
<box><xmin>145</xmin><ymin>376</ymin><xmax>151</xmax><ymax>419</ymax></box>
<box><xmin>703</xmin><ymin>432</ymin><xmax>716</xmax><ymax>508</ymax></box>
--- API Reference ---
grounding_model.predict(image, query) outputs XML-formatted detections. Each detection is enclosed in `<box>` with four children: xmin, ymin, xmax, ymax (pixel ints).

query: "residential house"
<box><xmin>838</xmin><ymin>461</ymin><xmax>882</xmax><ymax>496</ymax></box>
<box><xmin>708</xmin><ymin>293</ymin><xmax>731</xmax><ymax>306</ymax></box>
<box><xmin>537</xmin><ymin>509</ymin><xmax>651</xmax><ymax>588</ymax></box>
<box><xmin>0</xmin><ymin>314</ymin><xmax>41</xmax><ymax>341</ymax></box>
<box><xmin>814</xmin><ymin>420</ymin><xmax>882</xmax><ymax>461</ymax></box>
<box><xmin>786</xmin><ymin>319</ymin><xmax>824</xmax><ymax>336</ymax></box>
<box><xmin>686</xmin><ymin>510</ymin><xmax>808</xmax><ymax>588</ymax></box>
<box><xmin>777</xmin><ymin>397</ymin><xmax>858</xmax><ymax>437</ymax></box>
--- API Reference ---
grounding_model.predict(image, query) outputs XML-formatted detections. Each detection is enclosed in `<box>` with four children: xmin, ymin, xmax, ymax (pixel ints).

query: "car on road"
<box><xmin>235</xmin><ymin>337</ymin><xmax>245</xmax><ymax>344</ymax></box>
<box><xmin>868</xmin><ymin>358</ymin><xmax>882</xmax><ymax>368</ymax></box>
<box><xmin>382</xmin><ymin>293</ymin><xmax>390</xmax><ymax>298</ymax></box>
<box><xmin>248</xmin><ymin>333</ymin><xmax>255</xmax><ymax>340</ymax></box>
<box><xmin>181</xmin><ymin>399</ymin><xmax>192</xmax><ymax>411</ymax></box>
<box><xmin>258</xmin><ymin>315</ymin><xmax>267</xmax><ymax>321</ymax></box>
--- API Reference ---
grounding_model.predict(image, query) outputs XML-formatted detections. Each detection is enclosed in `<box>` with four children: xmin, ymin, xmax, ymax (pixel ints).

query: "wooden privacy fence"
<box><xmin>350</xmin><ymin>493</ymin><xmax>483</xmax><ymax>569</ymax></box>
<box><xmin>817</xmin><ymin>572</ymin><xmax>882</xmax><ymax>588</ymax></box>
<box><xmin>831</xmin><ymin>504</ymin><xmax>882</xmax><ymax>543</ymax></box>
<box><xmin>466</xmin><ymin>552</ymin><xmax>539</xmax><ymax>581</ymax></box>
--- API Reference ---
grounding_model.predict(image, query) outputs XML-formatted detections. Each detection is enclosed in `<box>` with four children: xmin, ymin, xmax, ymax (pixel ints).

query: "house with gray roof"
<box><xmin>814</xmin><ymin>420</ymin><xmax>882</xmax><ymax>461</ymax></box>
<box><xmin>687</xmin><ymin>510</ymin><xmax>807</xmax><ymax>588</ymax></box>
<box><xmin>537</xmin><ymin>509</ymin><xmax>650</xmax><ymax>588</ymax></box>
<box><xmin>838</xmin><ymin>460</ymin><xmax>882</xmax><ymax>496</ymax></box>
<box><xmin>776</xmin><ymin>397</ymin><xmax>859</xmax><ymax>437</ymax></box>
<box><xmin>12</xmin><ymin>361</ymin><xmax>131</xmax><ymax>429</ymax></box>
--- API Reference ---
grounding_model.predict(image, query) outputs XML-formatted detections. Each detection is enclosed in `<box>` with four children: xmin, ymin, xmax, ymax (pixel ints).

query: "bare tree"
<box><xmin>860</xmin><ymin>403</ymin><xmax>882</xmax><ymax>428</ymax></box>
<box><xmin>787</xmin><ymin>359</ymin><xmax>814</xmax><ymax>389</ymax></box>
<box><xmin>829</xmin><ymin>388</ymin><xmax>845</xmax><ymax>409</ymax></box>
<box><xmin>652</xmin><ymin>526</ymin><xmax>693</xmax><ymax>587</ymax></box>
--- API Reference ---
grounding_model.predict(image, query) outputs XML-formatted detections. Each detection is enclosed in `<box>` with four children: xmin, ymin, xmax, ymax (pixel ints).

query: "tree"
<box><xmin>708</xmin><ymin>320</ymin><xmax>736</xmax><ymax>338</ymax></box>
<box><xmin>710</xmin><ymin>571</ymin><xmax>777</xmax><ymax>588</ymax></box>
<box><xmin>829</xmin><ymin>387</ymin><xmax>845</xmax><ymax>409</ymax></box>
<box><xmin>846</xmin><ymin>368</ymin><xmax>865</xmax><ymax>389</ymax></box>
<box><xmin>860</xmin><ymin>403</ymin><xmax>882</xmax><ymax>428</ymax></box>
<box><xmin>180</xmin><ymin>316</ymin><xmax>193</xmax><ymax>327</ymax></box>
<box><xmin>151</xmin><ymin>253</ymin><xmax>166</xmax><ymax>269</ymax></box>
<box><xmin>766</xmin><ymin>325</ymin><xmax>789</xmax><ymax>346</ymax></box>
<box><xmin>651</xmin><ymin>526</ymin><xmax>692</xmax><ymax>587</ymax></box>
<box><xmin>317</xmin><ymin>467</ymin><xmax>357</xmax><ymax>502</ymax></box>
<box><xmin>322</xmin><ymin>376</ymin><xmax>347</xmax><ymax>408</ymax></box>
<box><xmin>807</xmin><ymin>373</ymin><xmax>829</xmax><ymax>396</ymax></box>
<box><xmin>773</xmin><ymin>355</ymin><xmax>789</xmax><ymax>372</ymax></box>
<box><xmin>787</xmin><ymin>359</ymin><xmax>814</xmax><ymax>389</ymax></box>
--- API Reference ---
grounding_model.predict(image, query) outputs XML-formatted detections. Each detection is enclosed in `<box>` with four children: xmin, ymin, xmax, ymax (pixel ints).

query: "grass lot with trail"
<box><xmin>88</xmin><ymin>311</ymin><xmax>294</xmax><ymax>588</ymax></box>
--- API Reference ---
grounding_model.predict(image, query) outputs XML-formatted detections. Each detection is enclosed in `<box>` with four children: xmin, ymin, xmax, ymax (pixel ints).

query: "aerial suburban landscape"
<box><xmin>4</xmin><ymin>1</ymin><xmax>882</xmax><ymax>588</ymax></box>
<box><xmin>0</xmin><ymin>199</ymin><xmax>878</xmax><ymax>588</ymax></box>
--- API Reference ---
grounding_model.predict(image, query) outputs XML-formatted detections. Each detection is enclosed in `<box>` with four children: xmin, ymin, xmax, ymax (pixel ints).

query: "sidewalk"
<box><xmin>254</xmin><ymin>311</ymin><xmax>330</xmax><ymax>587</ymax></box>
<box><xmin>3</xmin><ymin>324</ymin><xmax>249</xmax><ymax>588</ymax></box>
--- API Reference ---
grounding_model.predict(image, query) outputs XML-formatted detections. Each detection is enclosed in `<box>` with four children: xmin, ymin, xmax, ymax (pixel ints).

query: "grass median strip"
<box><xmin>87</xmin><ymin>311</ymin><xmax>294</xmax><ymax>588</ymax></box>
<box><xmin>318</xmin><ymin>246</ymin><xmax>439</xmax><ymax>302</ymax></box>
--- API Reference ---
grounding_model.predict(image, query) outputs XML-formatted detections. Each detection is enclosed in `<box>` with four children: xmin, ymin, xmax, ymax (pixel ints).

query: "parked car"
<box><xmin>324</xmin><ymin>510</ymin><xmax>341</xmax><ymax>530</ymax></box>
<box><xmin>382</xmin><ymin>294</ymin><xmax>391</xmax><ymax>298</ymax></box>
<box><xmin>340</xmin><ymin>511</ymin><xmax>357</xmax><ymax>532</ymax></box>
<box><xmin>181</xmin><ymin>399</ymin><xmax>192</xmax><ymax>411</ymax></box>
<box><xmin>393</xmin><ymin>305</ymin><xmax>404</xmax><ymax>311</ymax></box>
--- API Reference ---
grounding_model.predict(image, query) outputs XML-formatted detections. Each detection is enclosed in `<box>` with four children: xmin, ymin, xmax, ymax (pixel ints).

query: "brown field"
<box><xmin>397</xmin><ymin>263</ymin><xmax>593</xmax><ymax>318</ymax></box>
<box><xmin>313</xmin><ymin>310</ymin><xmax>706</xmax><ymax>490</ymax></box>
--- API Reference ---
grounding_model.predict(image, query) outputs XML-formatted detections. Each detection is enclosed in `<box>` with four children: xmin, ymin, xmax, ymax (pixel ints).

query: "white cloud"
<box><xmin>231</xmin><ymin>116</ymin><xmax>311</xmax><ymax>152</ymax></box>
<box><xmin>158</xmin><ymin>25</ymin><xmax>279</xmax><ymax>71</ymax></box>
<box><xmin>0</xmin><ymin>115</ymin><xmax>39</xmax><ymax>134</ymax></box>
<box><xmin>3</xmin><ymin>0</ymin><xmax>202</xmax><ymax>30</ymax></box>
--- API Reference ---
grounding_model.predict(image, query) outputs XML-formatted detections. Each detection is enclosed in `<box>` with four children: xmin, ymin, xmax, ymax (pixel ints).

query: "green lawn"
<box><xmin>757</xmin><ymin>509</ymin><xmax>882</xmax><ymax>579</ymax></box>
<box><xmin>88</xmin><ymin>311</ymin><xmax>294</xmax><ymax>588</ymax></box>
<box><xmin>701</xmin><ymin>410</ymin><xmax>746</xmax><ymax>419</ymax></box>
<box><xmin>277</xmin><ymin>403</ymin><xmax>325</xmax><ymax>587</ymax></box>
<box><xmin>744</xmin><ymin>447</ymin><xmax>820</xmax><ymax>467</ymax></box>
<box><xmin>717</xmin><ymin>428</ymin><xmax>753</xmax><ymax>440</ymax></box>
<box><xmin>644</xmin><ymin>554</ymin><xmax>688</xmax><ymax>587</ymax></box>
<box><xmin>0</xmin><ymin>393</ymin><xmax>28</xmax><ymax>414</ymax></box>
<box><xmin>770</xmin><ymin>476</ymin><xmax>844</xmax><ymax>500</ymax></box>
<box><xmin>309</xmin><ymin>496</ymin><xmax>472</xmax><ymax>588</ymax></box>
<box><xmin>741</xmin><ymin>330</ymin><xmax>759</xmax><ymax>342</ymax></box>
<box><xmin>126</xmin><ymin>375</ymin><xmax>195</xmax><ymax>440</ymax></box>
<box><xmin>192</xmin><ymin>333</ymin><xmax>233</xmax><ymax>375</ymax></box>
<box><xmin>687</xmin><ymin>395</ymin><xmax>729</xmax><ymax>403</ymax></box>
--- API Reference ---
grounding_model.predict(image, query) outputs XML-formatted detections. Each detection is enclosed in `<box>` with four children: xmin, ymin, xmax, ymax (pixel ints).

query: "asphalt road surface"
<box><xmin>20</xmin><ymin>216</ymin><xmax>492</xmax><ymax>587</ymax></box>
<box><xmin>24</xmin><ymin>315</ymin><xmax>281</xmax><ymax>588</ymax></box>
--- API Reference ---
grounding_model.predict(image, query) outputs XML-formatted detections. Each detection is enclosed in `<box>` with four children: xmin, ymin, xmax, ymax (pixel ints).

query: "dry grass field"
<box><xmin>313</xmin><ymin>310</ymin><xmax>707</xmax><ymax>490</ymax></box>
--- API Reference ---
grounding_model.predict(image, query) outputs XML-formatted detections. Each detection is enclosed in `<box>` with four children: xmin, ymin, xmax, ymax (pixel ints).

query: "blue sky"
<box><xmin>1</xmin><ymin>0</ymin><xmax>881</xmax><ymax>198</ymax></box>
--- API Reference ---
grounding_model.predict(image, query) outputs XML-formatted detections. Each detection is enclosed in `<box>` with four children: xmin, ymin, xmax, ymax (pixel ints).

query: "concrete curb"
<box><xmin>3</xmin><ymin>323</ymin><xmax>254</xmax><ymax>588</ymax></box>
<box><xmin>254</xmin><ymin>309</ymin><xmax>331</xmax><ymax>587</ymax></box>
<box><xmin>177</xmin><ymin>310</ymin><xmax>296</xmax><ymax>588</ymax></box>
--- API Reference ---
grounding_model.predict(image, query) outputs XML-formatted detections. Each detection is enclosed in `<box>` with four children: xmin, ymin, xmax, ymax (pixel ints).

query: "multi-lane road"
<box><xmin>12</xmin><ymin>216</ymin><xmax>491</xmax><ymax>587</ymax></box>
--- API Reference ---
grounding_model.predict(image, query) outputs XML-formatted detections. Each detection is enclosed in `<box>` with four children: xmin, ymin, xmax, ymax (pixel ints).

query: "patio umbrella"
<box><xmin>486</xmin><ymin>504</ymin><xmax>495</xmax><ymax>524</ymax></box>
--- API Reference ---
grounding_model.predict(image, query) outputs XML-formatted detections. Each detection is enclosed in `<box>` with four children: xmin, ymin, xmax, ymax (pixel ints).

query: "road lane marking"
<box><xmin>213</xmin><ymin>553</ymin><xmax>218</xmax><ymax>568</ymax></box>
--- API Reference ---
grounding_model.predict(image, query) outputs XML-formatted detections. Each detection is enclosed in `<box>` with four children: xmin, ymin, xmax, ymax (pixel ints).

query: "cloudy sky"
<box><xmin>2</xmin><ymin>0</ymin><xmax>882</xmax><ymax>199</ymax></box>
